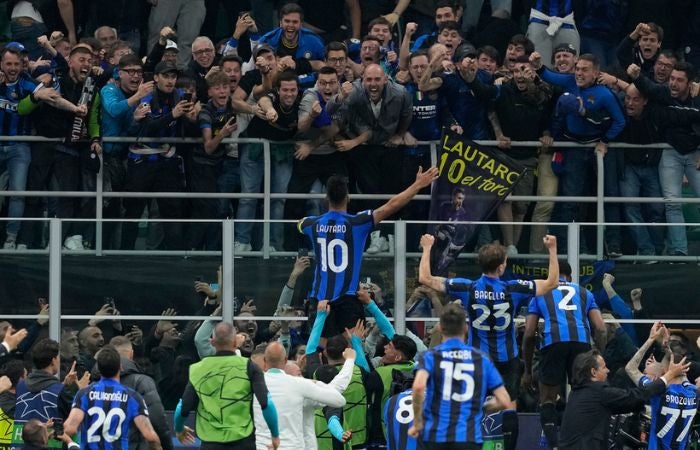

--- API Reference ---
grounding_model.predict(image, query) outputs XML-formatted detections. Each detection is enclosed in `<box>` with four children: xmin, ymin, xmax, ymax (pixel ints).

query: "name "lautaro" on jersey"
<box><xmin>474</xmin><ymin>291</ymin><xmax>505</xmax><ymax>300</ymax></box>
<box><xmin>317</xmin><ymin>224</ymin><xmax>347</xmax><ymax>233</ymax></box>
<box><xmin>89</xmin><ymin>391</ymin><xmax>129</xmax><ymax>402</ymax></box>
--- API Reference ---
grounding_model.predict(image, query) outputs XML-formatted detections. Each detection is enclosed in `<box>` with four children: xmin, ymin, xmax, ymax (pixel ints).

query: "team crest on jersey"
<box><xmin>304</xmin><ymin>52</ymin><xmax>312</xmax><ymax>59</ymax></box>
<box><xmin>587</xmin><ymin>95</ymin><xmax>595</xmax><ymax>105</ymax></box>
<box><xmin>10</xmin><ymin>91</ymin><xmax>17</xmax><ymax>99</ymax></box>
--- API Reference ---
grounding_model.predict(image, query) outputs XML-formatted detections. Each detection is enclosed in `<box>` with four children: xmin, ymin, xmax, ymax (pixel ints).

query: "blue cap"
<box><xmin>556</xmin><ymin>92</ymin><xmax>584</xmax><ymax>116</ymax></box>
<box><xmin>5</xmin><ymin>41</ymin><xmax>27</xmax><ymax>53</ymax></box>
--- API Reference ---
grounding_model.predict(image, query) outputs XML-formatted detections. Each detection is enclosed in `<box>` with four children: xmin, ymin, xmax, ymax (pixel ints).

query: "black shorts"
<box><xmin>424</xmin><ymin>442</ymin><xmax>482</xmax><ymax>450</ymax></box>
<box><xmin>494</xmin><ymin>357</ymin><xmax>523</xmax><ymax>400</ymax></box>
<box><xmin>538</xmin><ymin>341</ymin><xmax>591</xmax><ymax>386</ymax></box>
<box><xmin>309</xmin><ymin>295</ymin><xmax>365</xmax><ymax>338</ymax></box>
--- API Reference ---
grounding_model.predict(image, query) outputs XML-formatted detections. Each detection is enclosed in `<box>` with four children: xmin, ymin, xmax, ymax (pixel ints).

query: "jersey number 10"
<box><xmin>317</xmin><ymin>237</ymin><xmax>349</xmax><ymax>273</ymax></box>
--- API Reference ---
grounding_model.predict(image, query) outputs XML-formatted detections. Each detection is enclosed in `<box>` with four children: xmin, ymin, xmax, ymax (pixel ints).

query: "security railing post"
<box><xmin>222</xmin><ymin>220</ymin><xmax>235</xmax><ymax>323</ymax></box>
<box><xmin>263</xmin><ymin>139</ymin><xmax>271</xmax><ymax>259</ymax></box>
<box><xmin>568</xmin><ymin>223</ymin><xmax>580</xmax><ymax>285</ymax></box>
<box><xmin>596</xmin><ymin>150</ymin><xmax>605</xmax><ymax>259</ymax></box>
<box><xmin>430</xmin><ymin>141</ymin><xmax>437</xmax><ymax>167</ymax></box>
<box><xmin>49</xmin><ymin>219</ymin><xmax>62</xmax><ymax>343</ymax></box>
<box><xmin>394</xmin><ymin>221</ymin><xmax>407</xmax><ymax>335</ymax></box>
<box><xmin>95</xmin><ymin>159</ymin><xmax>104</xmax><ymax>255</ymax></box>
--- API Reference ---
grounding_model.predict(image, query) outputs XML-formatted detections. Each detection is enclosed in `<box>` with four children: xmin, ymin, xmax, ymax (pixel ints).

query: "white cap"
<box><xmin>165</xmin><ymin>39</ymin><xmax>179</xmax><ymax>52</ymax></box>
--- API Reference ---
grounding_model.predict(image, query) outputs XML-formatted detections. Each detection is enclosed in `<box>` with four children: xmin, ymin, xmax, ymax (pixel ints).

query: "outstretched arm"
<box><xmin>625</xmin><ymin>321</ymin><xmax>665</xmax><ymax>386</ymax></box>
<box><xmin>418</xmin><ymin>234</ymin><xmax>446</xmax><ymax>293</ymax></box>
<box><xmin>533</xmin><ymin>235</ymin><xmax>559</xmax><ymax>296</ymax></box>
<box><xmin>373</xmin><ymin>167</ymin><xmax>438</xmax><ymax>224</ymax></box>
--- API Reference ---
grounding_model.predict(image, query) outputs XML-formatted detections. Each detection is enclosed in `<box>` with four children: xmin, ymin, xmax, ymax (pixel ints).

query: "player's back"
<box><xmin>74</xmin><ymin>378</ymin><xmax>146</xmax><ymax>450</ymax></box>
<box><xmin>647</xmin><ymin>380</ymin><xmax>698</xmax><ymax>450</ymax></box>
<box><xmin>298</xmin><ymin>210</ymin><xmax>374</xmax><ymax>301</ymax></box>
<box><xmin>528</xmin><ymin>281</ymin><xmax>597</xmax><ymax>348</ymax></box>
<box><xmin>446</xmin><ymin>276</ymin><xmax>536</xmax><ymax>362</ymax></box>
<box><xmin>383</xmin><ymin>390</ymin><xmax>424</xmax><ymax>450</ymax></box>
<box><xmin>418</xmin><ymin>338</ymin><xmax>504</xmax><ymax>444</ymax></box>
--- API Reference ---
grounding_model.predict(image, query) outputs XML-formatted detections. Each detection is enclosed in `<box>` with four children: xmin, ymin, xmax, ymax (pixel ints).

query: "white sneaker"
<box><xmin>233</xmin><ymin>241</ymin><xmax>252</xmax><ymax>252</ymax></box>
<box><xmin>16</xmin><ymin>243</ymin><xmax>27</xmax><ymax>251</ymax></box>
<box><xmin>506</xmin><ymin>244</ymin><xmax>518</xmax><ymax>257</ymax></box>
<box><xmin>63</xmin><ymin>235</ymin><xmax>85</xmax><ymax>250</ymax></box>
<box><xmin>3</xmin><ymin>240</ymin><xmax>16</xmax><ymax>250</ymax></box>
<box><xmin>366</xmin><ymin>231</ymin><xmax>384</xmax><ymax>254</ymax></box>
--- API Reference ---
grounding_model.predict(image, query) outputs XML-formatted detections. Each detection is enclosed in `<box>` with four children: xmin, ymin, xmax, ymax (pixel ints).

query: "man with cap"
<box><xmin>147</xmin><ymin>0</ymin><xmax>204</xmax><ymax>68</ymax></box>
<box><xmin>232</xmin><ymin>43</ymin><xmax>278</xmax><ymax>117</ymax></box>
<box><xmin>99</xmin><ymin>54</ymin><xmax>154</xmax><ymax>249</ymax></box>
<box><xmin>121</xmin><ymin>60</ymin><xmax>195</xmax><ymax>250</ymax></box>
<box><xmin>144</xmin><ymin>27</ymin><xmax>178</xmax><ymax>77</ymax></box>
<box><xmin>552</xmin><ymin>43</ymin><xmax>577</xmax><ymax>74</ymax></box>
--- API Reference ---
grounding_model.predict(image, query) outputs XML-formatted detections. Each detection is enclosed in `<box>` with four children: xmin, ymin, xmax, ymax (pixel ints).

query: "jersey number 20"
<box><xmin>86</xmin><ymin>407</ymin><xmax>126</xmax><ymax>443</ymax></box>
<box><xmin>317</xmin><ymin>237</ymin><xmax>348</xmax><ymax>273</ymax></box>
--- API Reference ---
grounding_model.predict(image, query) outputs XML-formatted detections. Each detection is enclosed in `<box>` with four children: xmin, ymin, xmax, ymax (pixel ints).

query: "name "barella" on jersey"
<box><xmin>89</xmin><ymin>391</ymin><xmax>129</xmax><ymax>402</ymax></box>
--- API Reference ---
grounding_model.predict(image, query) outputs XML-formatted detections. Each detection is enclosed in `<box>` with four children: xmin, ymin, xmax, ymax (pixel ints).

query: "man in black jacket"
<box><xmin>558</xmin><ymin>349</ymin><xmax>688</xmax><ymax>450</ymax></box>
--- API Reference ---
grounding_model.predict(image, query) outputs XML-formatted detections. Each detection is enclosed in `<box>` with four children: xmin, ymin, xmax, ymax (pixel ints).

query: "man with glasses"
<box><xmin>99</xmin><ymin>54</ymin><xmax>154</xmax><ymax>249</ymax></box>
<box><xmin>184</xmin><ymin>36</ymin><xmax>219</xmax><ymax>103</ymax></box>
<box><xmin>325</xmin><ymin>41</ymin><xmax>355</xmax><ymax>83</ymax></box>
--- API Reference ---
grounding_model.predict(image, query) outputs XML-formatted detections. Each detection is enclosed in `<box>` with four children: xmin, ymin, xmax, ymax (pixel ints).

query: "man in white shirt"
<box><xmin>254</xmin><ymin>342</ymin><xmax>353</xmax><ymax>450</ymax></box>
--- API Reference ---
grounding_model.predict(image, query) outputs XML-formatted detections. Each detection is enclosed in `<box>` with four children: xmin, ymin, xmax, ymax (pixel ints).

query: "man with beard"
<box><xmin>617</xmin><ymin>22</ymin><xmax>663</xmax><ymax>80</ymax></box>
<box><xmin>235</xmin><ymin>70</ymin><xmax>301</xmax><ymax>253</ymax></box>
<box><xmin>99</xmin><ymin>54</ymin><xmax>154</xmax><ymax>249</ymax></box>
<box><xmin>284</xmin><ymin>66</ymin><xmax>349</xmax><ymax>250</ymax></box>
<box><xmin>77</xmin><ymin>326</ymin><xmax>104</xmax><ymax>371</ymax></box>
<box><xmin>183</xmin><ymin>36</ymin><xmax>218</xmax><ymax>103</ymax></box>
<box><xmin>411</xmin><ymin>1</ymin><xmax>462</xmax><ymax>51</ymax></box>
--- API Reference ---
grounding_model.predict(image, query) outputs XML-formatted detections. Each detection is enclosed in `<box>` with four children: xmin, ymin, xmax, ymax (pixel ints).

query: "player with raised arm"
<box><xmin>408</xmin><ymin>304</ymin><xmax>513</xmax><ymax>450</ymax></box>
<box><xmin>298</xmin><ymin>166</ymin><xmax>438</xmax><ymax>337</ymax></box>
<box><xmin>418</xmin><ymin>233</ymin><xmax>559</xmax><ymax>450</ymax></box>
<box><xmin>63</xmin><ymin>346</ymin><xmax>162</xmax><ymax>450</ymax></box>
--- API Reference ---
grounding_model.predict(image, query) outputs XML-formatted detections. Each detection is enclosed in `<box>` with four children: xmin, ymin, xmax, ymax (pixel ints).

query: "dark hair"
<box><xmin>657</xmin><ymin>49</ymin><xmax>677</xmax><ymax>62</ymax></box>
<box><xmin>32</xmin><ymin>339</ymin><xmax>60</xmax><ymax>370</ymax></box>
<box><xmin>559</xmin><ymin>260</ymin><xmax>572</xmax><ymax>277</ymax></box>
<box><xmin>440</xmin><ymin>304</ymin><xmax>466</xmax><ymax>337</ymax></box>
<box><xmin>207</xmin><ymin>71</ymin><xmax>230</xmax><ymax>88</ymax></box>
<box><xmin>577</xmin><ymin>53</ymin><xmax>600</xmax><ymax>70</ymax></box>
<box><xmin>477</xmin><ymin>45</ymin><xmax>500</xmax><ymax>64</ymax></box>
<box><xmin>2</xmin><ymin>359</ymin><xmax>26</xmax><ymax>387</ymax></box>
<box><xmin>391</xmin><ymin>335</ymin><xmax>417</xmax><ymax>361</ymax></box>
<box><xmin>220</xmin><ymin>54</ymin><xmax>243</xmax><ymax>68</ymax></box>
<box><xmin>97</xmin><ymin>345</ymin><xmax>121</xmax><ymax>378</ymax></box>
<box><xmin>452</xmin><ymin>187</ymin><xmax>464</xmax><ymax>197</ymax></box>
<box><xmin>646</xmin><ymin>22</ymin><xmax>664</xmax><ymax>42</ymax></box>
<box><xmin>176</xmin><ymin>75</ymin><xmax>196</xmax><ymax>89</ymax></box>
<box><xmin>361</xmin><ymin>35</ymin><xmax>383</xmax><ymax>47</ymax></box>
<box><xmin>0</xmin><ymin>47</ymin><xmax>22</xmax><ymax>60</ymax></box>
<box><xmin>69</xmin><ymin>46</ymin><xmax>93</xmax><ymax>58</ymax></box>
<box><xmin>438</xmin><ymin>20</ymin><xmax>461</xmax><ymax>33</ymax></box>
<box><xmin>508</xmin><ymin>34</ymin><xmax>535</xmax><ymax>56</ymax></box>
<box><xmin>368</xmin><ymin>17</ymin><xmax>391</xmax><ymax>31</ymax></box>
<box><xmin>512</xmin><ymin>54</ymin><xmax>530</xmax><ymax>64</ymax></box>
<box><xmin>435</xmin><ymin>0</ymin><xmax>459</xmax><ymax>14</ymax></box>
<box><xmin>326</xmin><ymin>174</ymin><xmax>349</xmax><ymax>206</ymax></box>
<box><xmin>251</xmin><ymin>343</ymin><xmax>268</xmax><ymax>357</ymax></box>
<box><xmin>325</xmin><ymin>41</ymin><xmax>348</xmax><ymax>56</ymax></box>
<box><xmin>118</xmin><ymin>54</ymin><xmax>142</xmax><ymax>69</ymax></box>
<box><xmin>318</xmin><ymin>66</ymin><xmax>338</xmax><ymax>77</ymax></box>
<box><xmin>325</xmin><ymin>334</ymin><xmax>348</xmax><ymax>360</ymax></box>
<box><xmin>477</xmin><ymin>243</ymin><xmax>507</xmax><ymax>273</ymax></box>
<box><xmin>79</xmin><ymin>37</ymin><xmax>102</xmax><ymax>52</ymax></box>
<box><xmin>279</xmin><ymin>2</ymin><xmax>304</xmax><ymax>20</ymax></box>
<box><xmin>571</xmin><ymin>349</ymin><xmax>602</xmax><ymax>386</ymax></box>
<box><xmin>315</xmin><ymin>365</ymin><xmax>339</xmax><ymax>383</ymax></box>
<box><xmin>107</xmin><ymin>40</ymin><xmax>131</xmax><ymax>59</ymax></box>
<box><xmin>409</xmin><ymin>50</ymin><xmax>430</xmax><ymax>65</ymax></box>
<box><xmin>275</xmin><ymin>69</ymin><xmax>299</xmax><ymax>88</ymax></box>
<box><xmin>672</xmin><ymin>61</ymin><xmax>695</xmax><ymax>82</ymax></box>
<box><xmin>22</xmin><ymin>419</ymin><xmax>46</xmax><ymax>446</ymax></box>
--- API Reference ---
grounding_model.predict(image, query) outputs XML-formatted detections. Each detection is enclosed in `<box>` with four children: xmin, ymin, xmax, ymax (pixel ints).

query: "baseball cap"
<box><xmin>556</xmin><ymin>92</ymin><xmax>584</xmax><ymax>116</ymax></box>
<box><xmin>154</xmin><ymin>61</ymin><xmax>178</xmax><ymax>75</ymax></box>
<box><xmin>253</xmin><ymin>43</ymin><xmax>274</xmax><ymax>59</ymax></box>
<box><xmin>165</xmin><ymin>39</ymin><xmax>179</xmax><ymax>52</ymax></box>
<box><xmin>553</xmin><ymin>43</ymin><xmax>577</xmax><ymax>56</ymax></box>
<box><xmin>5</xmin><ymin>41</ymin><xmax>27</xmax><ymax>53</ymax></box>
<box><xmin>454</xmin><ymin>42</ymin><xmax>478</xmax><ymax>61</ymax></box>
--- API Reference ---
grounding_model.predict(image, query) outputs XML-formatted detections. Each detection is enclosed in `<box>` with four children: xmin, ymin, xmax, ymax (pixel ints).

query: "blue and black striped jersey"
<box><xmin>72</xmin><ymin>379</ymin><xmax>148</xmax><ymax>450</ymax></box>
<box><xmin>383</xmin><ymin>390</ymin><xmax>425</xmax><ymax>450</ymax></box>
<box><xmin>0</xmin><ymin>74</ymin><xmax>38</xmax><ymax>141</ymax></box>
<box><xmin>416</xmin><ymin>338</ymin><xmax>504</xmax><ymax>444</ymax></box>
<box><xmin>640</xmin><ymin>376</ymin><xmax>698</xmax><ymax>450</ymax></box>
<box><xmin>298</xmin><ymin>210</ymin><xmax>374</xmax><ymax>301</ymax></box>
<box><xmin>446</xmin><ymin>276</ymin><xmax>536</xmax><ymax>362</ymax></box>
<box><xmin>528</xmin><ymin>281</ymin><xmax>598</xmax><ymax>348</ymax></box>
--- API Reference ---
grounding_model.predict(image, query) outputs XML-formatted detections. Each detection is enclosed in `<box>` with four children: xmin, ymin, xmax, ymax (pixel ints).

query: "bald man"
<box><xmin>253</xmin><ymin>342</ymin><xmax>348</xmax><ymax>450</ymax></box>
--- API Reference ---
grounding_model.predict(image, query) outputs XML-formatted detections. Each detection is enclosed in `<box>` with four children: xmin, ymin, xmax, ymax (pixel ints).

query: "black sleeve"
<box><xmin>304</xmin><ymin>351</ymin><xmax>324</xmax><ymax>379</ymax></box>
<box><xmin>633</xmin><ymin>74</ymin><xmax>672</xmax><ymax>104</ymax></box>
<box><xmin>16</xmin><ymin>321</ymin><xmax>42</xmax><ymax>355</ymax></box>
<box><xmin>466</xmin><ymin>77</ymin><xmax>499</xmax><ymax>102</ymax></box>
<box><xmin>247</xmin><ymin>359</ymin><xmax>270</xmax><ymax>409</ymax></box>
<box><xmin>238</xmin><ymin>71</ymin><xmax>261</xmax><ymax>97</ymax></box>
<box><xmin>650</xmin><ymin>104</ymin><xmax>700</xmax><ymax>127</ymax></box>
<box><xmin>58</xmin><ymin>384</ymin><xmax>78</xmax><ymax>419</ymax></box>
<box><xmin>136</xmin><ymin>375</ymin><xmax>174</xmax><ymax>450</ymax></box>
<box><xmin>139</xmin><ymin>111</ymin><xmax>176</xmax><ymax>136</ymax></box>
<box><xmin>180</xmin><ymin>382</ymin><xmax>199</xmax><ymax>416</ymax></box>
<box><xmin>616</xmin><ymin>36</ymin><xmax>636</xmax><ymax>68</ymax></box>
<box><xmin>601</xmin><ymin>380</ymin><xmax>667</xmax><ymax>414</ymax></box>
<box><xmin>144</xmin><ymin>42</ymin><xmax>166</xmax><ymax>74</ymax></box>
<box><xmin>366</xmin><ymin>371</ymin><xmax>384</xmax><ymax>441</ymax></box>
<box><xmin>295</xmin><ymin>58</ymin><xmax>313</xmax><ymax>75</ymax></box>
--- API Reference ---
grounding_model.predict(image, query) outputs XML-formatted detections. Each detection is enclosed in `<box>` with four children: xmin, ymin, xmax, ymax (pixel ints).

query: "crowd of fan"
<box><xmin>0</xmin><ymin>0</ymin><xmax>699</xmax><ymax>258</ymax></box>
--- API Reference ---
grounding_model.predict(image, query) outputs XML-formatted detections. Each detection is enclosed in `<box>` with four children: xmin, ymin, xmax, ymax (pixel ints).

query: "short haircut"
<box><xmin>325</xmin><ymin>334</ymin><xmax>348</xmax><ymax>360</ymax></box>
<box><xmin>452</xmin><ymin>187</ymin><xmax>464</xmax><ymax>197</ymax></box>
<box><xmin>477</xmin><ymin>243</ymin><xmax>507</xmax><ymax>273</ymax></box>
<box><xmin>440</xmin><ymin>304</ymin><xmax>466</xmax><ymax>337</ymax></box>
<box><xmin>325</xmin><ymin>41</ymin><xmax>348</xmax><ymax>56</ymax></box>
<box><xmin>69</xmin><ymin>46</ymin><xmax>93</xmax><ymax>58</ymax></box>
<box><xmin>118</xmin><ymin>54</ymin><xmax>142</xmax><ymax>69</ymax></box>
<box><xmin>2</xmin><ymin>359</ymin><xmax>26</xmax><ymax>387</ymax></box>
<box><xmin>207</xmin><ymin>71</ymin><xmax>230</xmax><ymax>87</ymax></box>
<box><xmin>435</xmin><ymin>0</ymin><xmax>459</xmax><ymax>13</ymax></box>
<box><xmin>275</xmin><ymin>69</ymin><xmax>299</xmax><ymax>88</ymax></box>
<box><xmin>94</xmin><ymin>26</ymin><xmax>117</xmax><ymax>39</ymax></box>
<box><xmin>409</xmin><ymin>50</ymin><xmax>430</xmax><ymax>64</ymax></box>
<box><xmin>79</xmin><ymin>37</ymin><xmax>102</xmax><ymax>52</ymax></box>
<box><xmin>318</xmin><ymin>66</ymin><xmax>338</xmax><ymax>76</ymax></box>
<box><xmin>577</xmin><ymin>53</ymin><xmax>600</xmax><ymax>70</ymax></box>
<box><xmin>326</xmin><ymin>174</ymin><xmax>349</xmax><ymax>206</ymax></box>
<box><xmin>32</xmin><ymin>339</ymin><xmax>59</xmax><ymax>370</ymax></box>
<box><xmin>213</xmin><ymin>322</ymin><xmax>237</xmax><ymax>347</ymax></box>
<box><xmin>508</xmin><ymin>34</ymin><xmax>535</xmax><ymax>56</ymax></box>
<box><xmin>251</xmin><ymin>343</ymin><xmax>268</xmax><ymax>358</ymax></box>
<box><xmin>361</xmin><ymin>35</ymin><xmax>383</xmax><ymax>47</ymax></box>
<box><xmin>192</xmin><ymin>36</ymin><xmax>214</xmax><ymax>50</ymax></box>
<box><xmin>646</xmin><ymin>22</ymin><xmax>664</xmax><ymax>41</ymax></box>
<box><xmin>559</xmin><ymin>260</ymin><xmax>572</xmax><ymax>278</ymax></box>
<box><xmin>107</xmin><ymin>40</ymin><xmax>131</xmax><ymax>58</ymax></box>
<box><xmin>478</xmin><ymin>45</ymin><xmax>500</xmax><ymax>63</ymax></box>
<box><xmin>315</xmin><ymin>364</ymin><xmax>339</xmax><ymax>383</ymax></box>
<box><xmin>391</xmin><ymin>335</ymin><xmax>417</xmax><ymax>360</ymax></box>
<box><xmin>438</xmin><ymin>20</ymin><xmax>461</xmax><ymax>33</ymax></box>
<box><xmin>0</xmin><ymin>47</ymin><xmax>22</xmax><ymax>60</ymax></box>
<box><xmin>672</xmin><ymin>61</ymin><xmax>695</xmax><ymax>81</ymax></box>
<box><xmin>22</xmin><ymin>419</ymin><xmax>46</xmax><ymax>446</ymax></box>
<box><xmin>176</xmin><ymin>75</ymin><xmax>196</xmax><ymax>89</ymax></box>
<box><xmin>657</xmin><ymin>49</ymin><xmax>678</xmax><ymax>62</ymax></box>
<box><xmin>279</xmin><ymin>2</ymin><xmax>304</xmax><ymax>20</ymax></box>
<box><xmin>572</xmin><ymin>349</ymin><xmax>602</xmax><ymax>386</ymax></box>
<box><xmin>97</xmin><ymin>345</ymin><xmax>121</xmax><ymax>378</ymax></box>
<box><xmin>220</xmin><ymin>54</ymin><xmax>243</xmax><ymax>68</ymax></box>
<box><xmin>109</xmin><ymin>335</ymin><xmax>132</xmax><ymax>353</ymax></box>
<box><xmin>512</xmin><ymin>54</ymin><xmax>530</xmax><ymax>64</ymax></box>
<box><xmin>368</xmin><ymin>17</ymin><xmax>391</xmax><ymax>31</ymax></box>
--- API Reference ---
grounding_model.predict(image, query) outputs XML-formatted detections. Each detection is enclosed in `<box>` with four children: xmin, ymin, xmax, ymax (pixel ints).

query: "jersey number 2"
<box><xmin>317</xmin><ymin>237</ymin><xmax>348</xmax><ymax>273</ymax></box>
<box><xmin>557</xmin><ymin>286</ymin><xmax>578</xmax><ymax>311</ymax></box>
<box><xmin>86</xmin><ymin>407</ymin><xmax>127</xmax><ymax>443</ymax></box>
